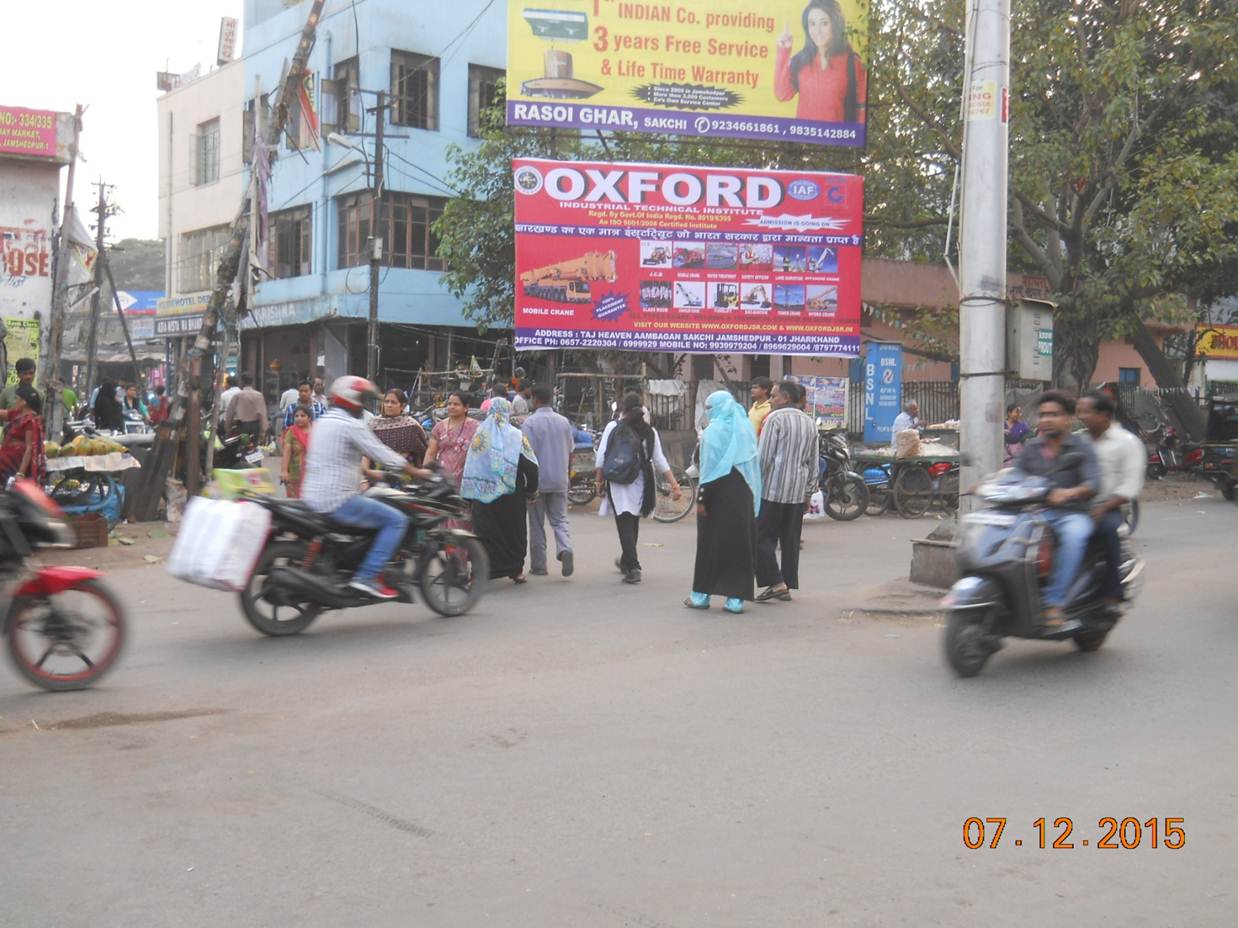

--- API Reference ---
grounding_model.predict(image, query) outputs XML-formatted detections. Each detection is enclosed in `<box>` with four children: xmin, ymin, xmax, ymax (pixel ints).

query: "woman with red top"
<box><xmin>774</xmin><ymin>0</ymin><xmax>867</xmax><ymax>124</ymax></box>
<box><xmin>0</xmin><ymin>384</ymin><xmax>46</xmax><ymax>485</ymax></box>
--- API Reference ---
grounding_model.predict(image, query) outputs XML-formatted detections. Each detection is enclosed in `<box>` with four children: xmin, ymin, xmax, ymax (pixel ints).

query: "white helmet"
<box><xmin>328</xmin><ymin>375</ymin><xmax>380</xmax><ymax>412</ymax></box>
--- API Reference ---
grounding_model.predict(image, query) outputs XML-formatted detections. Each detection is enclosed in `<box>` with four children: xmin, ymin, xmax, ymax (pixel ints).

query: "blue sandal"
<box><xmin>684</xmin><ymin>592</ymin><xmax>710</xmax><ymax>610</ymax></box>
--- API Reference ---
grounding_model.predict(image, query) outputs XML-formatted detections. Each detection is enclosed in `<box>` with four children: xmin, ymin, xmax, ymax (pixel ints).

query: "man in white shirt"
<box><xmin>890</xmin><ymin>400</ymin><xmax>919</xmax><ymax>447</ymax></box>
<box><xmin>219</xmin><ymin>375</ymin><xmax>240</xmax><ymax>424</ymax></box>
<box><xmin>1077</xmin><ymin>389</ymin><xmax>1145</xmax><ymax>605</ymax></box>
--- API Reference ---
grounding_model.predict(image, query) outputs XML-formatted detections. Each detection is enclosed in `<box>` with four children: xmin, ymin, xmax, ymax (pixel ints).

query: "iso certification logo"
<box><xmin>514</xmin><ymin>166</ymin><xmax>544</xmax><ymax>196</ymax></box>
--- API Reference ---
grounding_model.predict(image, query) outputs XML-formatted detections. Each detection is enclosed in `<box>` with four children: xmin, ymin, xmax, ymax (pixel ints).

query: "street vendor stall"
<box><xmin>45</xmin><ymin>443</ymin><xmax>142</xmax><ymax>529</ymax></box>
<box><xmin>855</xmin><ymin>440</ymin><xmax>960</xmax><ymax>518</ymax></box>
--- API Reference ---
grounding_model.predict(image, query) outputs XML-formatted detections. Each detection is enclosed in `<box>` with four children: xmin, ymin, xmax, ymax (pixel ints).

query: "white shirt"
<box><xmin>220</xmin><ymin>386</ymin><xmax>241</xmax><ymax>412</ymax></box>
<box><xmin>1090</xmin><ymin>423</ymin><xmax>1145</xmax><ymax>502</ymax></box>
<box><xmin>890</xmin><ymin>412</ymin><xmax>918</xmax><ymax>446</ymax></box>
<box><xmin>300</xmin><ymin>408</ymin><xmax>408</xmax><ymax>512</ymax></box>
<box><xmin>279</xmin><ymin>387</ymin><xmax>300</xmax><ymax>411</ymax></box>
<box><xmin>595</xmin><ymin>419</ymin><xmax>670</xmax><ymax>517</ymax></box>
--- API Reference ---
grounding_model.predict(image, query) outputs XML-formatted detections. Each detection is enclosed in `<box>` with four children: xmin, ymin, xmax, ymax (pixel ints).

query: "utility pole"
<box><xmin>366</xmin><ymin>90</ymin><xmax>386</xmax><ymax>383</ymax></box>
<box><xmin>957</xmin><ymin>0</ymin><xmax>1010</xmax><ymax>508</ymax></box>
<box><xmin>83</xmin><ymin>181</ymin><xmax>115</xmax><ymax>401</ymax></box>
<box><xmin>47</xmin><ymin>104</ymin><xmax>84</xmax><ymax>426</ymax></box>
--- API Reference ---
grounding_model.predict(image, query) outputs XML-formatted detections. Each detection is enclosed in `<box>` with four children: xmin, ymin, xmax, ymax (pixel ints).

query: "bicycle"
<box><xmin>653</xmin><ymin>441</ymin><xmax>698</xmax><ymax>523</ymax></box>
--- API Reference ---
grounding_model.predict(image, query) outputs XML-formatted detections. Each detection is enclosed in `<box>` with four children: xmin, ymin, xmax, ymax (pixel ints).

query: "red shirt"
<box><xmin>774</xmin><ymin>46</ymin><xmax>868</xmax><ymax>123</ymax></box>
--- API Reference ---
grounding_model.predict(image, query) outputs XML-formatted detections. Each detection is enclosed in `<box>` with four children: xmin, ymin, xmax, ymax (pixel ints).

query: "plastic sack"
<box><xmin>894</xmin><ymin>429</ymin><xmax>922</xmax><ymax>459</ymax></box>
<box><xmin>167</xmin><ymin>497</ymin><xmax>271</xmax><ymax>591</ymax></box>
<box><xmin>804</xmin><ymin>489</ymin><xmax>827</xmax><ymax>521</ymax></box>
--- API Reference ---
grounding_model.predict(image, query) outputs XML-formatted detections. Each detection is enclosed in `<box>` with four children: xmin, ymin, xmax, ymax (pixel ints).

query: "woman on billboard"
<box><xmin>774</xmin><ymin>0</ymin><xmax>867</xmax><ymax>124</ymax></box>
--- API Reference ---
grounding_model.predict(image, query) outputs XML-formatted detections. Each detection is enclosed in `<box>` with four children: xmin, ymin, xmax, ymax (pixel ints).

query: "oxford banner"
<box><xmin>506</xmin><ymin>0</ymin><xmax>870</xmax><ymax>147</ymax></box>
<box><xmin>512</xmin><ymin>157</ymin><xmax>864</xmax><ymax>356</ymax></box>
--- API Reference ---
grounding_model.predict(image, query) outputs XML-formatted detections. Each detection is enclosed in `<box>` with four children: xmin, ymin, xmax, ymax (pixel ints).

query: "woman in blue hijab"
<box><xmin>462</xmin><ymin>397</ymin><xmax>539</xmax><ymax>582</ymax></box>
<box><xmin>685</xmin><ymin>390</ymin><xmax>762</xmax><ymax>613</ymax></box>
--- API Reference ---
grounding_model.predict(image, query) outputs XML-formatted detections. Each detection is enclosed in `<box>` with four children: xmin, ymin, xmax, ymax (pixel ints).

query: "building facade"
<box><xmin>238</xmin><ymin>0</ymin><xmax>505</xmax><ymax>394</ymax></box>
<box><xmin>155</xmin><ymin>60</ymin><xmax>248</xmax><ymax>342</ymax></box>
<box><xmin>0</xmin><ymin>105</ymin><xmax>76</xmax><ymax>377</ymax></box>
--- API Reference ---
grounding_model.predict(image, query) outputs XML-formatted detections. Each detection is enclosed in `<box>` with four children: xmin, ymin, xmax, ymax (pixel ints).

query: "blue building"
<box><xmin>239</xmin><ymin>0</ymin><xmax>505</xmax><ymax>391</ymax></box>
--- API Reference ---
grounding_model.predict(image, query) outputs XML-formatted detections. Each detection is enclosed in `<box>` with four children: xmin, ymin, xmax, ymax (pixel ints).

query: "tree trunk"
<box><xmin>1051</xmin><ymin>300</ymin><xmax>1100</xmax><ymax>391</ymax></box>
<box><xmin>1131</xmin><ymin>318</ymin><xmax>1207</xmax><ymax>441</ymax></box>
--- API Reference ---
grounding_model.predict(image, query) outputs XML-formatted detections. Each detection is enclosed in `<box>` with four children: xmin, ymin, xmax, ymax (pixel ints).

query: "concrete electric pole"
<box><xmin>83</xmin><ymin>181</ymin><xmax>115</xmax><ymax>400</ymax></box>
<box><xmin>366</xmin><ymin>90</ymin><xmax>387</xmax><ymax>383</ymax></box>
<box><xmin>957</xmin><ymin>0</ymin><xmax>1011</xmax><ymax>505</ymax></box>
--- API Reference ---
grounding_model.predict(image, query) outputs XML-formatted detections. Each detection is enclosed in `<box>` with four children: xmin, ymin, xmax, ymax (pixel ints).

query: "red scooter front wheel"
<box><xmin>5</xmin><ymin>579</ymin><xmax>126</xmax><ymax>691</ymax></box>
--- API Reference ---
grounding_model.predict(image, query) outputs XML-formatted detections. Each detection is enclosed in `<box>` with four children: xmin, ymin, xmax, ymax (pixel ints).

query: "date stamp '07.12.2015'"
<box><xmin>962</xmin><ymin>817</ymin><xmax>1186</xmax><ymax>850</ymax></box>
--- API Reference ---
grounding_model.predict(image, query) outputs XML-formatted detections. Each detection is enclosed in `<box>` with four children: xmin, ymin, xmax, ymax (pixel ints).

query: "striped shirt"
<box><xmin>757</xmin><ymin>406</ymin><xmax>820</xmax><ymax>504</ymax></box>
<box><xmin>300</xmin><ymin>407</ymin><xmax>408</xmax><ymax>512</ymax></box>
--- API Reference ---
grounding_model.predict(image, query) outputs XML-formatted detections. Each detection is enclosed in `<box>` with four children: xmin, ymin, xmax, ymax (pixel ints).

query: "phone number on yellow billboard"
<box><xmin>506</xmin><ymin>0</ymin><xmax>869</xmax><ymax>146</ymax></box>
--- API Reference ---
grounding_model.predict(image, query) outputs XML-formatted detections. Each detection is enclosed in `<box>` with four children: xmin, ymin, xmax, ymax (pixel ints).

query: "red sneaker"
<box><xmin>348</xmin><ymin>577</ymin><xmax>398</xmax><ymax>600</ymax></box>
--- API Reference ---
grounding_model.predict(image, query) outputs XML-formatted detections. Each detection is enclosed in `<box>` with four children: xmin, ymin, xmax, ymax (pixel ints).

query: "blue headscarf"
<box><xmin>698</xmin><ymin>390</ymin><xmax>762</xmax><ymax>512</ymax></box>
<box><xmin>460</xmin><ymin>397</ymin><xmax>538</xmax><ymax>503</ymax></box>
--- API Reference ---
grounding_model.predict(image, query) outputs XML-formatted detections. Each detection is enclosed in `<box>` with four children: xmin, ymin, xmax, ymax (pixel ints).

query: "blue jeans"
<box><xmin>331</xmin><ymin>495</ymin><xmax>409</xmax><ymax>581</ymax></box>
<box><xmin>1042</xmin><ymin>509</ymin><xmax>1093</xmax><ymax>609</ymax></box>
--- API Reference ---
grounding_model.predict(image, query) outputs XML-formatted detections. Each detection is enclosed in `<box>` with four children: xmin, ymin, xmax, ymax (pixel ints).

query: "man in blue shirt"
<box><xmin>1014</xmin><ymin>391</ymin><xmax>1100</xmax><ymax>626</ymax></box>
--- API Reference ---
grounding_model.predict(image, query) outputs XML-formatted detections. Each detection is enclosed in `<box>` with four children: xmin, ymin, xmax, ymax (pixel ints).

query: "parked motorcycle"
<box><xmin>817</xmin><ymin>427</ymin><xmax>869</xmax><ymax>521</ymax></box>
<box><xmin>239</xmin><ymin>470</ymin><xmax>488</xmax><ymax>636</ymax></box>
<box><xmin>1145</xmin><ymin>425</ymin><xmax>1201</xmax><ymax>480</ymax></box>
<box><xmin>942</xmin><ymin>471</ymin><xmax>1145</xmax><ymax>677</ymax></box>
<box><xmin>567</xmin><ymin>428</ymin><xmax>601</xmax><ymax>506</ymax></box>
<box><xmin>2</xmin><ymin>479</ymin><xmax>127</xmax><ymax>690</ymax></box>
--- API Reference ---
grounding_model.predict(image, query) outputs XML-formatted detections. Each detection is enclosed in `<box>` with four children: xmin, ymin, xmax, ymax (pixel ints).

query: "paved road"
<box><xmin>2</xmin><ymin>498</ymin><xmax>1234</xmax><ymax>927</ymax></box>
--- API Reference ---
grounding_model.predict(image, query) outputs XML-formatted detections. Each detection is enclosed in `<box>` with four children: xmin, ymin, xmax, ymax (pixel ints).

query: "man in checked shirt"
<box><xmin>300</xmin><ymin>376</ymin><xmax>430</xmax><ymax>600</ymax></box>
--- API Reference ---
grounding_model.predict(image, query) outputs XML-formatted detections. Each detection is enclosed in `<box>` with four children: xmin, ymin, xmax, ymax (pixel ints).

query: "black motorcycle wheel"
<box><xmin>825</xmin><ymin>475</ymin><xmax>869</xmax><ymax>521</ymax></box>
<box><xmin>419</xmin><ymin>536</ymin><xmax>489</xmax><ymax>617</ymax></box>
<box><xmin>5</xmin><ymin>579</ymin><xmax>127</xmax><ymax>691</ymax></box>
<box><xmin>567</xmin><ymin>481</ymin><xmax>596</xmax><ymax>507</ymax></box>
<box><xmin>865</xmin><ymin>486</ymin><xmax>891</xmax><ymax>516</ymax></box>
<box><xmin>1072</xmin><ymin>629</ymin><xmax>1110</xmax><ymax>652</ymax></box>
<box><xmin>944</xmin><ymin>608</ymin><xmax>995</xmax><ymax>678</ymax></box>
<box><xmin>240</xmin><ymin>541</ymin><xmax>322</xmax><ymax>637</ymax></box>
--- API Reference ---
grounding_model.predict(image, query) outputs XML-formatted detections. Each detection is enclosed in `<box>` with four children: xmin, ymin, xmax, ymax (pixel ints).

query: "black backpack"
<box><xmin>603</xmin><ymin>423</ymin><xmax>646</xmax><ymax>484</ymax></box>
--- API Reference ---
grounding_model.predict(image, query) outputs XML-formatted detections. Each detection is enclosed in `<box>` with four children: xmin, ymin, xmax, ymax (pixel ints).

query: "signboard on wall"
<box><xmin>863</xmin><ymin>342</ymin><xmax>901</xmax><ymax>444</ymax></box>
<box><xmin>512</xmin><ymin>158</ymin><xmax>863</xmax><ymax>356</ymax></box>
<box><xmin>0</xmin><ymin>106</ymin><xmax>59</xmax><ymax>159</ymax></box>
<box><xmin>155</xmin><ymin>292</ymin><xmax>211</xmax><ymax>337</ymax></box>
<box><xmin>506</xmin><ymin>0</ymin><xmax>870</xmax><ymax>147</ymax></box>
<box><xmin>1196</xmin><ymin>324</ymin><xmax>1238</xmax><ymax>361</ymax></box>
<box><xmin>2</xmin><ymin>318</ymin><xmax>41</xmax><ymax>385</ymax></box>
<box><xmin>800</xmin><ymin>375</ymin><xmax>848</xmax><ymax>429</ymax></box>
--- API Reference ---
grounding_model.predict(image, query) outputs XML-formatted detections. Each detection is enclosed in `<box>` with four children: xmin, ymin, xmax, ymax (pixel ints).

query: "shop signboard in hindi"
<box><xmin>506</xmin><ymin>0</ymin><xmax>870</xmax><ymax>147</ymax></box>
<box><xmin>512</xmin><ymin>157</ymin><xmax>863</xmax><ymax>356</ymax></box>
<box><xmin>863</xmin><ymin>342</ymin><xmax>902</xmax><ymax>444</ymax></box>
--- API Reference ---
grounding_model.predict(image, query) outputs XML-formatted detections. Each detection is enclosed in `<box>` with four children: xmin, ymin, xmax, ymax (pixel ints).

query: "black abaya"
<box><xmin>473</xmin><ymin>454</ymin><xmax>539</xmax><ymax>579</ymax></box>
<box><xmin>692</xmin><ymin>467</ymin><xmax>757</xmax><ymax>600</ymax></box>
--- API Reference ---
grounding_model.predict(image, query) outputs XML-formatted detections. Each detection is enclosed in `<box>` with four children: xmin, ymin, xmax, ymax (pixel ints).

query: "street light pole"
<box><xmin>366</xmin><ymin>91</ymin><xmax>386</xmax><ymax>383</ymax></box>
<box><xmin>958</xmin><ymin>0</ymin><xmax>1010</xmax><ymax>507</ymax></box>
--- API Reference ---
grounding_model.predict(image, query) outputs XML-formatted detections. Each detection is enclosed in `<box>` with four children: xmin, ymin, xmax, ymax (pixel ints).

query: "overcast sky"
<box><xmin>10</xmin><ymin>0</ymin><xmax>245</xmax><ymax>242</ymax></box>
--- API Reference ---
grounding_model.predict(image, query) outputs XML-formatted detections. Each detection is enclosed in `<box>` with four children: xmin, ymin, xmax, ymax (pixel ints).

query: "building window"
<box><xmin>391</xmin><ymin>51</ymin><xmax>439</xmax><ymax>130</ymax></box>
<box><xmin>337</xmin><ymin>192</ymin><xmax>445</xmax><ymax>271</ymax></box>
<box><xmin>467</xmin><ymin>65</ymin><xmax>503</xmax><ymax>137</ymax></box>
<box><xmin>179</xmin><ymin>225</ymin><xmax>231</xmax><ymax>292</ymax></box>
<box><xmin>1118</xmin><ymin>367</ymin><xmax>1141</xmax><ymax>385</ymax></box>
<box><xmin>192</xmin><ymin>118</ymin><xmax>221</xmax><ymax>186</ymax></box>
<box><xmin>269</xmin><ymin>206</ymin><xmax>313</xmax><ymax>279</ymax></box>
<box><xmin>324</xmin><ymin>57</ymin><xmax>361</xmax><ymax>136</ymax></box>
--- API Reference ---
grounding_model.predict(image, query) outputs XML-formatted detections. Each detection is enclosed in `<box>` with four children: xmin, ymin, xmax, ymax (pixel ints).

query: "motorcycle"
<box><xmin>239</xmin><ymin>470</ymin><xmax>489</xmax><ymax>637</ymax></box>
<box><xmin>1145</xmin><ymin>425</ymin><xmax>1201</xmax><ymax>480</ymax></box>
<box><xmin>942</xmin><ymin>471</ymin><xmax>1145</xmax><ymax>677</ymax></box>
<box><xmin>1</xmin><ymin>479</ymin><xmax>127</xmax><ymax>690</ymax></box>
<box><xmin>817</xmin><ymin>427</ymin><xmax>869</xmax><ymax>521</ymax></box>
<box><xmin>567</xmin><ymin>428</ymin><xmax>601</xmax><ymax>506</ymax></box>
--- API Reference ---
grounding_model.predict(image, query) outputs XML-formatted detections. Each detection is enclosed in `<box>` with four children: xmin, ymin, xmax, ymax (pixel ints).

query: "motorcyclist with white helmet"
<box><xmin>300</xmin><ymin>376</ymin><xmax>429</xmax><ymax>600</ymax></box>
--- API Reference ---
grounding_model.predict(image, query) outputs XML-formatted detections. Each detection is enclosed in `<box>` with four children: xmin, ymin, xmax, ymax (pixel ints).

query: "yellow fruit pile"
<box><xmin>49</xmin><ymin>435</ymin><xmax>127</xmax><ymax>458</ymax></box>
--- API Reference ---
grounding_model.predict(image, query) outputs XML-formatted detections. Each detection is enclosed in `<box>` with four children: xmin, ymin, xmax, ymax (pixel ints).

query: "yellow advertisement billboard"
<box><xmin>1196</xmin><ymin>324</ymin><xmax>1238</xmax><ymax>361</ymax></box>
<box><xmin>506</xmin><ymin>0</ymin><xmax>870</xmax><ymax>146</ymax></box>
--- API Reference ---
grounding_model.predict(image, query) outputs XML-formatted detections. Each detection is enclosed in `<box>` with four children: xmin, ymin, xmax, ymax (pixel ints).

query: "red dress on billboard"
<box><xmin>774</xmin><ymin>46</ymin><xmax>867</xmax><ymax>123</ymax></box>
